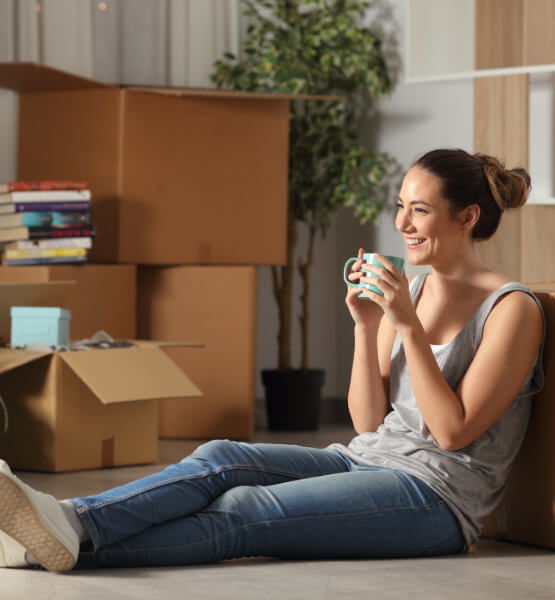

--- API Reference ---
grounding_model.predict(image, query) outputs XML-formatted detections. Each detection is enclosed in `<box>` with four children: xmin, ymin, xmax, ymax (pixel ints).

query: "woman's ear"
<box><xmin>458</xmin><ymin>204</ymin><xmax>480</xmax><ymax>232</ymax></box>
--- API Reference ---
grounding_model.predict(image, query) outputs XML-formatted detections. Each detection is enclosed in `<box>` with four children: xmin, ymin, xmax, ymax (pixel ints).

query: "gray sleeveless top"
<box><xmin>329</xmin><ymin>273</ymin><xmax>545</xmax><ymax>547</ymax></box>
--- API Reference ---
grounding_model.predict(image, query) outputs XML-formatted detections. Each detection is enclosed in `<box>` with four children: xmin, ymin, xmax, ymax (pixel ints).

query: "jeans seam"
<box><xmin>80</xmin><ymin>464</ymin><xmax>310</xmax><ymax>511</ymax></box>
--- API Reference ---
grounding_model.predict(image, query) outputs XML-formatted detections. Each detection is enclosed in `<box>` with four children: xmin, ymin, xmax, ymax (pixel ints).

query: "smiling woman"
<box><xmin>0</xmin><ymin>148</ymin><xmax>545</xmax><ymax>572</ymax></box>
<box><xmin>341</xmin><ymin>146</ymin><xmax>544</xmax><ymax>544</ymax></box>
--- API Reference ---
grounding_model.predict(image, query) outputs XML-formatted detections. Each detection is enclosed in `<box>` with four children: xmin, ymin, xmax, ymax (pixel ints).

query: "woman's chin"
<box><xmin>406</xmin><ymin>254</ymin><xmax>429</xmax><ymax>267</ymax></box>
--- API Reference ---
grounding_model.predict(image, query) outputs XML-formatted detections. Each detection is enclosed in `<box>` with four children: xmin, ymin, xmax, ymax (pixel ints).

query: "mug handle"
<box><xmin>343</xmin><ymin>257</ymin><xmax>360</xmax><ymax>288</ymax></box>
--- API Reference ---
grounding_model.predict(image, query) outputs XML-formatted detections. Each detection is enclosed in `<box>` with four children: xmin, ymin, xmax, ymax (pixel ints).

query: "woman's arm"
<box><xmin>347</xmin><ymin>317</ymin><xmax>396</xmax><ymax>434</ymax></box>
<box><xmin>344</xmin><ymin>248</ymin><xmax>397</xmax><ymax>434</ymax></box>
<box><xmin>402</xmin><ymin>291</ymin><xmax>542</xmax><ymax>451</ymax></box>
<box><xmin>361</xmin><ymin>256</ymin><xmax>543</xmax><ymax>451</ymax></box>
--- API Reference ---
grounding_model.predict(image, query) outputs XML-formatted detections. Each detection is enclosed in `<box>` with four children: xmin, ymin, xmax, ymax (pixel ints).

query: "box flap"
<box><xmin>124</xmin><ymin>86</ymin><xmax>343</xmax><ymax>101</ymax></box>
<box><xmin>0</xmin><ymin>62</ymin><xmax>113</xmax><ymax>93</ymax></box>
<box><xmin>58</xmin><ymin>346</ymin><xmax>202</xmax><ymax>404</ymax></box>
<box><xmin>0</xmin><ymin>281</ymin><xmax>76</xmax><ymax>345</ymax></box>
<box><xmin>0</xmin><ymin>348</ymin><xmax>52</xmax><ymax>374</ymax></box>
<box><xmin>132</xmin><ymin>340</ymin><xmax>205</xmax><ymax>349</ymax></box>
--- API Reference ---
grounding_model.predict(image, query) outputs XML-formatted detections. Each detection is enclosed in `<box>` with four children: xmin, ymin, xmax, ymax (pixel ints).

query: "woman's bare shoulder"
<box><xmin>486</xmin><ymin>285</ymin><xmax>543</xmax><ymax>339</ymax></box>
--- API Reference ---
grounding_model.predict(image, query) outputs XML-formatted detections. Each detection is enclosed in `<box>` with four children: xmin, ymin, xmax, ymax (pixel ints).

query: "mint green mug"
<box><xmin>343</xmin><ymin>253</ymin><xmax>405</xmax><ymax>298</ymax></box>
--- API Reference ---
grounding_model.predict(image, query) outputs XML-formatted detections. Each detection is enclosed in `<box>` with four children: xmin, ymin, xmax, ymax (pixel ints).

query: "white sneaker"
<box><xmin>0</xmin><ymin>460</ymin><xmax>79</xmax><ymax>572</ymax></box>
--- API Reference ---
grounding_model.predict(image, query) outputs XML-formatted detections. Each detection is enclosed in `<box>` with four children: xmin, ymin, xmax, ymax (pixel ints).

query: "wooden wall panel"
<box><xmin>521</xmin><ymin>206</ymin><xmax>555</xmax><ymax>283</ymax></box>
<box><xmin>473</xmin><ymin>75</ymin><xmax>529</xmax><ymax>279</ymax></box>
<box><xmin>475</xmin><ymin>0</ymin><xmax>524</xmax><ymax>69</ymax></box>
<box><xmin>523</xmin><ymin>0</ymin><xmax>555</xmax><ymax>65</ymax></box>
<box><xmin>474</xmin><ymin>75</ymin><xmax>529</xmax><ymax>167</ymax></box>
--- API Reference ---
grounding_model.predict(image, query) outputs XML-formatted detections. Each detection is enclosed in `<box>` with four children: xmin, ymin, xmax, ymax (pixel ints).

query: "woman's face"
<box><xmin>395</xmin><ymin>166</ymin><xmax>470</xmax><ymax>267</ymax></box>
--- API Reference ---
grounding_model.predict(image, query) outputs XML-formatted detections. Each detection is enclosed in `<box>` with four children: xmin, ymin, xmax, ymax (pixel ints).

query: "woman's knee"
<box><xmin>187</xmin><ymin>439</ymin><xmax>243</xmax><ymax>465</ymax></box>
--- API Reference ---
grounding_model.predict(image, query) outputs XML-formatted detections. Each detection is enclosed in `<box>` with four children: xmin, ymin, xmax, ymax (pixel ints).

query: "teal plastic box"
<box><xmin>10</xmin><ymin>306</ymin><xmax>71</xmax><ymax>347</ymax></box>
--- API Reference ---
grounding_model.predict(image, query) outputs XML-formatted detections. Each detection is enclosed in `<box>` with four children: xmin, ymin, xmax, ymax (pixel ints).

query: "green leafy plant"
<box><xmin>212</xmin><ymin>0</ymin><xmax>395</xmax><ymax>371</ymax></box>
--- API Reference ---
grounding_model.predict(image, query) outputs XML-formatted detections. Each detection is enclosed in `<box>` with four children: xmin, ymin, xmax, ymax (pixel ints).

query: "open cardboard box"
<box><xmin>0</xmin><ymin>62</ymin><xmax>298</xmax><ymax>265</ymax></box>
<box><xmin>0</xmin><ymin>282</ymin><xmax>203</xmax><ymax>472</ymax></box>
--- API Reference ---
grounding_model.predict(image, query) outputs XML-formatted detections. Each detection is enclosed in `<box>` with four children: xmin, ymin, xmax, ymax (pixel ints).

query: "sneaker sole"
<box><xmin>0</xmin><ymin>474</ymin><xmax>76</xmax><ymax>572</ymax></box>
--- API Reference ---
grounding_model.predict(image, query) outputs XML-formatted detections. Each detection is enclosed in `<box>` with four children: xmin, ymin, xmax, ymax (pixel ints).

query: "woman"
<box><xmin>0</xmin><ymin>148</ymin><xmax>544</xmax><ymax>571</ymax></box>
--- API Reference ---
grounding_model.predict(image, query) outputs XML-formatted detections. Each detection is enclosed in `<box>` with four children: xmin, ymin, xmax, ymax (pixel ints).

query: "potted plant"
<box><xmin>212</xmin><ymin>0</ymin><xmax>395</xmax><ymax>429</ymax></box>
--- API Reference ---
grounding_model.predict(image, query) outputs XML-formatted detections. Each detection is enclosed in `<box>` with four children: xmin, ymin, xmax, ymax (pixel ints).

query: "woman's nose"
<box><xmin>396</xmin><ymin>210</ymin><xmax>414</xmax><ymax>233</ymax></box>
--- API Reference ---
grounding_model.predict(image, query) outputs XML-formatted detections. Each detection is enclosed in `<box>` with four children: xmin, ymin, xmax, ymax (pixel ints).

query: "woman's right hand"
<box><xmin>345</xmin><ymin>248</ymin><xmax>384</xmax><ymax>329</ymax></box>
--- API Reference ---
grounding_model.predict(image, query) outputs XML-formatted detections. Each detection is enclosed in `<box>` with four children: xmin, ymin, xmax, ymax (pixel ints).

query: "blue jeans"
<box><xmin>71</xmin><ymin>440</ymin><xmax>465</xmax><ymax>568</ymax></box>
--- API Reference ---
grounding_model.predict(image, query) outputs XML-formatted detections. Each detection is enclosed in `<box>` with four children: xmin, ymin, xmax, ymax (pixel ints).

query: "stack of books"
<box><xmin>0</xmin><ymin>180</ymin><xmax>95</xmax><ymax>266</ymax></box>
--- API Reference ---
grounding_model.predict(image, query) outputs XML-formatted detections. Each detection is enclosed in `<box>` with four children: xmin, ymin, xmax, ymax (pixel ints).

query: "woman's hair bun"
<box><xmin>474</xmin><ymin>153</ymin><xmax>531</xmax><ymax>211</ymax></box>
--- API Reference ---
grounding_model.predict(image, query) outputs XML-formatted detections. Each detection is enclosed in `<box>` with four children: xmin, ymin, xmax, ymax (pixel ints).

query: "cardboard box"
<box><xmin>0</xmin><ymin>341</ymin><xmax>203</xmax><ymax>472</ymax></box>
<box><xmin>0</xmin><ymin>264</ymin><xmax>137</xmax><ymax>340</ymax></box>
<box><xmin>0</xmin><ymin>62</ymin><xmax>290</xmax><ymax>266</ymax></box>
<box><xmin>138</xmin><ymin>266</ymin><xmax>256</xmax><ymax>439</ymax></box>
<box><xmin>482</xmin><ymin>290</ymin><xmax>555</xmax><ymax>549</ymax></box>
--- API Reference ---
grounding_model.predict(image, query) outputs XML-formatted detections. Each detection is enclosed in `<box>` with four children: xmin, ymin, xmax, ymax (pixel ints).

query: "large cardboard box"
<box><xmin>0</xmin><ymin>264</ymin><xmax>137</xmax><ymax>340</ymax></box>
<box><xmin>482</xmin><ymin>289</ymin><xmax>555</xmax><ymax>549</ymax></box>
<box><xmin>138</xmin><ymin>266</ymin><xmax>256</xmax><ymax>440</ymax></box>
<box><xmin>0</xmin><ymin>62</ymin><xmax>289</xmax><ymax>266</ymax></box>
<box><xmin>0</xmin><ymin>341</ymin><xmax>202</xmax><ymax>472</ymax></box>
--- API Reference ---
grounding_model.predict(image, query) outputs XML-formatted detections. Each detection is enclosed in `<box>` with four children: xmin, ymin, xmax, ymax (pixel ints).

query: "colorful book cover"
<box><xmin>0</xmin><ymin>190</ymin><xmax>91</xmax><ymax>203</ymax></box>
<box><xmin>0</xmin><ymin>211</ymin><xmax>92</xmax><ymax>228</ymax></box>
<box><xmin>5</xmin><ymin>247</ymin><xmax>87</xmax><ymax>260</ymax></box>
<box><xmin>5</xmin><ymin>255</ymin><xmax>88</xmax><ymax>266</ymax></box>
<box><xmin>14</xmin><ymin>201</ymin><xmax>91</xmax><ymax>212</ymax></box>
<box><xmin>0</xmin><ymin>181</ymin><xmax>87</xmax><ymax>193</ymax></box>
<box><xmin>5</xmin><ymin>237</ymin><xmax>93</xmax><ymax>250</ymax></box>
<box><xmin>28</xmin><ymin>226</ymin><xmax>96</xmax><ymax>239</ymax></box>
<box><xmin>51</xmin><ymin>211</ymin><xmax>92</xmax><ymax>226</ymax></box>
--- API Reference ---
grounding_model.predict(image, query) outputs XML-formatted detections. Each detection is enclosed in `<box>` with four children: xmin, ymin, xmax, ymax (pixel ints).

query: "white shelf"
<box><xmin>405</xmin><ymin>0</ymin><xmax>555</xmax><ymax>84</ymax></box>
<box><xmin>405</xmin><ymin>64</ymin><xmax>555</xmax><ymax>85</ymax></box>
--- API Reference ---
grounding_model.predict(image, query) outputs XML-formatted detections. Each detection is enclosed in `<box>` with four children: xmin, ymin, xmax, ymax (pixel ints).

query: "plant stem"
<box><xmin>272</xmin><ymin>210</ymin><xmax>297</xmax><ymax>371</ymax></box>
<box><xmin>298</xmin><ymin>224</ymin><xmax>316</xmax><ymax>370</ymax></box>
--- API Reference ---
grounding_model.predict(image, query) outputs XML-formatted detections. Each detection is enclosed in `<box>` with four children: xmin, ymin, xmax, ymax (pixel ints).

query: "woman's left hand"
<box><xmin>359</xmin><ymin>254</ymin><xmax>417</xmax><ymax>332</ymax></box>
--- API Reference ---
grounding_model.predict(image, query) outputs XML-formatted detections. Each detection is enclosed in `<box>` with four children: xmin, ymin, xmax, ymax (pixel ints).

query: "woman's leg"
<box><xmin>71</xmin><ymin>440</ymin><xmax>352</xmax><ymax>552</ymax></box>
<box><xmin>76</xmin><ymin>466</ymin><xmax>465</xmax><ymax>569</ymax></box>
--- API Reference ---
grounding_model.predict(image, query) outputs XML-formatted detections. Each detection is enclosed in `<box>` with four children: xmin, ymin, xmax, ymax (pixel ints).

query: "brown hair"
<box><xmin>412</xmin><ymin>148</ymin><xmax>531</xmax><ymax>240</ymax></box>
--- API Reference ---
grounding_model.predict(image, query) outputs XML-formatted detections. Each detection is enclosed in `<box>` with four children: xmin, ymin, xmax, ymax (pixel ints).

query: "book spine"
<box><xmin>28</xmin><ymin>226</ymin><xmax>96</xmax><ymax>239</ymax></box>
<box><xmin>0</xmin><ymin>181</ymin><xmax>87</xmax><ymax>192</ymax></box>
<box><xmin>51</xmin><ymin>211</ymin><xmax>92</xmax><ymax>226</ymax></box>
<box><xmin>8</xmin><ymin>237</ymin><xmax>93</xmax><ymax>250</ymax></box>
<box><xmin>0</xmin><ymin>211</ymin><xmax>93</xmax><ymax>228</ymax></box>
<box><xmin>5</xmin><ymin>247</ymin><xmax>87</xmax><ymax>259</ymax></box>
<box><xmin>10</xmin><ymin>212</ymin><xmax>52</xmax><ymax>227</ymax></box>
<box><xmin>5</xmin><ymin>255</ymin><xmax>88</xmax><ymax>266</ymax></box>
<box><xmin>14</xmin><ymin>201</ymin><xmax>91</xmax><ymax>212</ymax></box>
<box><xmin>6</xmin><ymin>190</ymin><xmax>91</xmax><ymax>202</ymax></box>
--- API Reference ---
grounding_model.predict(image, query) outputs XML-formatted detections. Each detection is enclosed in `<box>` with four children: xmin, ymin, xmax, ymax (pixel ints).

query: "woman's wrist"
<box><xmin>354</xmin><ymin>321</ymin><xmax>380</xmax><ymax>337</ymax></box>
<box><xmin>398</xmin><ymin>318</ymin><xmax>426</xmax><ymax>346</ymax></box>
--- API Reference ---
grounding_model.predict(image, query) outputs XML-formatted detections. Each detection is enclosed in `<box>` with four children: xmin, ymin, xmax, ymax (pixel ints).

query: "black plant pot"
<box><xmin>261</xmin><ymin>369</ymin><xmax>325</xmax><ymax>431</ymax></box>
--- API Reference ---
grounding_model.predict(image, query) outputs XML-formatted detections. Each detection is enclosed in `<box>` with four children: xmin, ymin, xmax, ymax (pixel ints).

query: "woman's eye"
<box><xmin>396</xmin><ymin>202</ymin><xmax>404</xmax><ymax>209</ymax></box>
<box><xmin>415</xmin><ymin>208</ymin><xmax>428</xmax><ymax>215</ymax></box>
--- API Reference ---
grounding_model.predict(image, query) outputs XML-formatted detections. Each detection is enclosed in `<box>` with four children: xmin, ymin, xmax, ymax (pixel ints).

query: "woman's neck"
<box><xmin>426</xmin><ymin>246</ymin><xmax>493</xmax><ymax>295</ymax></box>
